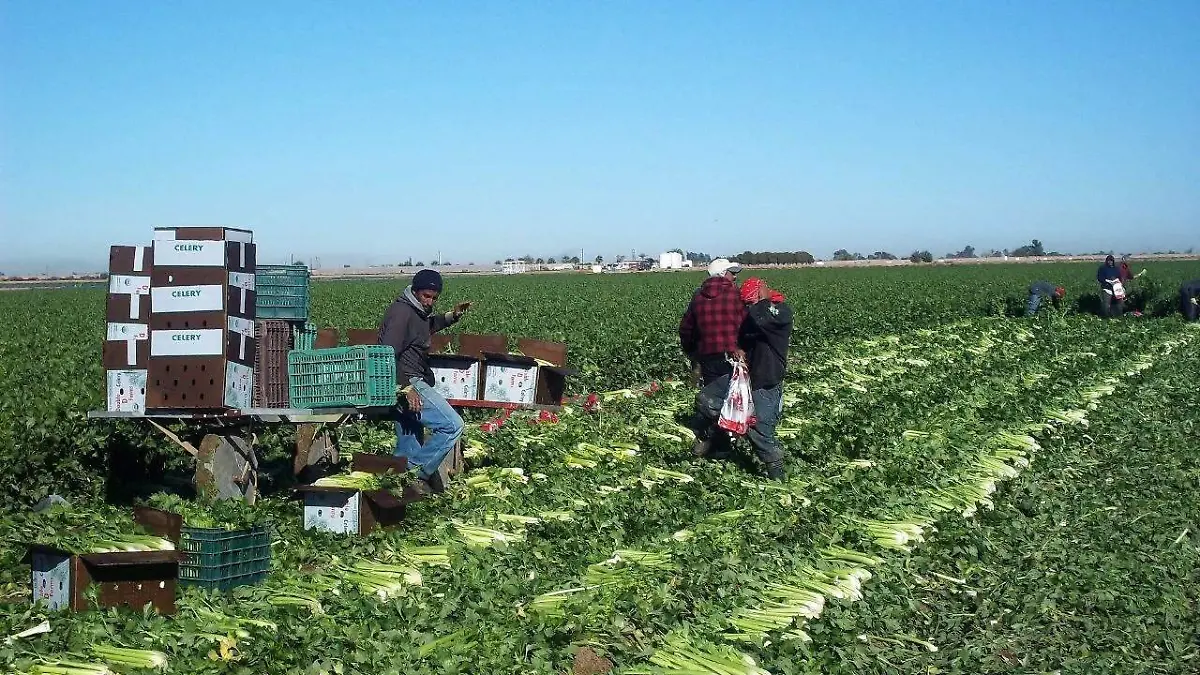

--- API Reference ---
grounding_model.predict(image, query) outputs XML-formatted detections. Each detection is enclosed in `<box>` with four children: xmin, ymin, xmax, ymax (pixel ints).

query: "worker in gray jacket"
<box><xmin>377</xmin><ymin>269</ymin><xmax>472</xmax><ymax>493</ymax></box>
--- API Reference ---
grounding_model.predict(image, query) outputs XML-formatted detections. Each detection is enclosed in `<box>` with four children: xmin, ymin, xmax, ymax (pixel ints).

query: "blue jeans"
<box><xmin>1026</xmin><ymin>292</ymin><xmax>1043</xmax><ymax>316</ymax></box>
<box><xmin>694</xmin><ymin>377</ymin><xmax>785</xmax><ymax>465</ymax></box>
<box><xmin>394</xmin><ymin>379</ymin><xmax>464</xmax><ymax>479</ymax></box>
<box><xmin>747</xmin><ymin>385</ymin><xmax>785</xmax><ymax>464</ymax></box>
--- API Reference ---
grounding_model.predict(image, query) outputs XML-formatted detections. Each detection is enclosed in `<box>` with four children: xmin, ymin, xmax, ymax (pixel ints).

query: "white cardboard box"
<box><xmin>431</xmin><ymin>358</ymin><xmax>481</xmax><ymax>400</ymax></box>
<box><xmin>107</xmin><ymin>370</ymin><xmax>147</xmax><ymax>413</ymax></box>
<box><xmin>30</xmin><ymin>551</ymin><xmax>72</xmax><ymax>611</ymax></box>
<box><xmin>303</xmin><ymin>490</ymin><xmax>361</xmax><ymax>535</ymax></box>
<box><xmin>482</xmin><ymin>363</ymin><xmax>538</xmax><ymax>404</ymax></box>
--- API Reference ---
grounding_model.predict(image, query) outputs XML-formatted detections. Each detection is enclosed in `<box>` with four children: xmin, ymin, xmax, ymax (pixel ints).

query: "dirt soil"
<box><xmin>572</xmin><ymin>646</ymin><xmax>614</xmax><ymax>675</ymax></box>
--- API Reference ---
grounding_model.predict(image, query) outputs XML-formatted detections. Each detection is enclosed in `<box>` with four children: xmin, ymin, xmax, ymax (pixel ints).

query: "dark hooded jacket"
<box><xmin>378</xmin><ymin>287</ymin><xmax>461</xmax><ymax>386</ymax></box>
<box><xmin>1097</xmin><ymin>259</ymin><xmax>1121</xmax><ymax>288</ymax></box>
<box><xmin>738</xmin><ymin>299</ymin><xmax>794</xmax><ymax>390</ymax></box>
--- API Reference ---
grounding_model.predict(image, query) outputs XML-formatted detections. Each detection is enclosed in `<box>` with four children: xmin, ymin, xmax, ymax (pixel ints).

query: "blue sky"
<box><xmin>2</xmin><ymin>1</ymin><xmax>1197</xmax><ymax>273</ymax></box>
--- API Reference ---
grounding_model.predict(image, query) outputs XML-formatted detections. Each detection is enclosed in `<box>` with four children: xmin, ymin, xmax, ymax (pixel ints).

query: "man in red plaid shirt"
<box><xmin>679</xmin><ymin>258</ymin><xmax>746</xmax><ymax>457</ymax></box>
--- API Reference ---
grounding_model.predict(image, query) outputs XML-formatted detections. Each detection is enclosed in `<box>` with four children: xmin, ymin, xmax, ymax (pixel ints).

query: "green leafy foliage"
<box><xmin>0</xmin><ymin>262</ymin><xmax>1199</xmax><ymax>673</ymax></box>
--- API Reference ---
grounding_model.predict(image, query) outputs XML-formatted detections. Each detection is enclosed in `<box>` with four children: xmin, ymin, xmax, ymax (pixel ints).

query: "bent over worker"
<box><xmin>377</xmin><ymin>269</ymin><xmax>472</xmax><ymax>493</ymax></box>
<box><xmin>1182</xmin><ymin>279</ymin><xmax>1200</xmax><ymax>322</ymax></box>
<box><xmin>737</xmin><ymin>277</ymin><xmax>793</xmax><ymax>481</ymax></box>
<box><xmin>1026</xmin><ymin>281</ymin><xmax>1065</xmax><ymax>316</ymax></box>
<box><xmin>679</xmin><ymin>258</ymin><xmax>745</xmax><ymax>458</ymax></box>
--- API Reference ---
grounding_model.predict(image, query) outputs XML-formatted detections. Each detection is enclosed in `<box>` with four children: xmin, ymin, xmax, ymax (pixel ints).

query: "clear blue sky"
<box><xmin>2</xmin><ymin>1</ymin><xmax>1197</xmax><ymax>273</ymax></box>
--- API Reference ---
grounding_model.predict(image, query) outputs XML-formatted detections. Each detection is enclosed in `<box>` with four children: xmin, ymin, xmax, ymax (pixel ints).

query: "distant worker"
<box><xmin>736</xmin><ymin>277</ymin><xmax>793</xmax><ymax>480</ymax></box>
<box><xmin>1182</xmin><ymin>279</ymin><xmax>1200</xmax><ymax>322</ymax></box>
<box><xmin>679</xmin><ymin>258</ymin><xmax>745</xmax><ymax>458</ymax></box>
<box><xmin>377</xmin><ymin>269</ymin><xmax>472</xmax><ymax>494</ymax></box>
<box><xmin>1119</xmin><ymin>259</ymin><xmax>1134</xmax><ymax>282</ymax></box>
<box><xmin>1096</xmin><ymin>255</ymin><xmax>1124</xmax><ymax>318</ymax></box>
<box><xmin>1026</xmin><ymin>281</ymin><xmax>1066</xmax><ymax>316</ymax></box>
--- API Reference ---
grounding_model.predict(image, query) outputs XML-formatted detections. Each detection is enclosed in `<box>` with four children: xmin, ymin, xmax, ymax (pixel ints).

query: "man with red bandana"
<box><xmin>679</xmin><ymin>258</ymin><xmax>746</xmax><ymax>458</ymax></box>
<box><xmin>736</xmin><ymin>277</ymin><xmax>793</xmax><ymax>480</ymax></box>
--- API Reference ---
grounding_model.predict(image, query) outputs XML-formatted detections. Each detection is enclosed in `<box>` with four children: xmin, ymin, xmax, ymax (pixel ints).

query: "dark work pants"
<box><xmin>747</xmin><ymin>385</ymin><xmax>785</xmax><ymax>465</ymax></box>
<box><xmin>692</xmin><ymin>357</ymin><xmax>733</xmax><ymax>454</ymax></box>
<box><xmin>1101</xmin><ymin>294</ymin><xmax>1124</xmax><ymax>318</ymax></box>
<box><xmin>1184</xmin><ymin>291</ymin><xmax>1199</xmax><ymax>321</ymax></box>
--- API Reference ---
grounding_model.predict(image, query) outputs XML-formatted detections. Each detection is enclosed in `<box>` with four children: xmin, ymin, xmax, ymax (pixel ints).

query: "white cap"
<box><xmin>707</xmin><ymin>258</ymin><xmax>743</xmax><ymax>277</ymax></box>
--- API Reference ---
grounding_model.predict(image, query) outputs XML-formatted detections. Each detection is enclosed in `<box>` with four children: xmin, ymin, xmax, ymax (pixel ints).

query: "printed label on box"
<box><xmin>106</xmin><ymin>322</ymin><xmax>149</xmax><ymax>341</ymax></box>
<box><xmin>31</xmin><ymin>551</ymin><xmax>72</xmax><ymax>611</ymax></box>
<box><xmin>432</xmin><ymin>362</ymin><xmax>481</xmax><ymax>400</ymax></box>
<box><xmin>228</xmin><ymin>271</ymin><xmax>255</xmax><ymax>314</ymax></box>
<box><xmin>107</xmin><ymin>370</ymin><xmax>147</xmax><ymax>412</ymax></box>
<box><xmin>151</xmin><ymin>285</ymin><xmax>225</xmax><ymax>313</ymax></box>
<box><xmin>303</xmin><ymin>491</ymin><xmax>361</xmax><ymax>535</ymax></box>
<box><xmin>150</xmin><ymin>329</ymin><xmax>225</xmax><ymax>357</ymax></box>
<box><xmin>109</xmin><ymin>275</ymin><xmax>150</xmax><ymax>295</ymax></box>
<box><xmin>483</xmin><ymin>364</ymin><xmax>538</xmax><ymax>404</ymax></box>
<box><xmin>228</xmin><ymin>271</ymin><xmax>256</xmax><ymax>291</ymax></box>
<box><xmin>152</xmin><ymin>239</ymin><xmax>228</xmax><ymax>267</ymax></box>
<box><xmin>227</xmin><ymin>316</ymin><xmax>255</xmax><ymax>337</ymax></box>
<box><xmin>225</xmin><ymin>361</ymin><xmax>253</xmax><ymax>409</ymax></box>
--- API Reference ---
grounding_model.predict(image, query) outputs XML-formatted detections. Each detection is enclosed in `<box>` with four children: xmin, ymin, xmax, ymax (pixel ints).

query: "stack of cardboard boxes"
<box><xmin>103</xmin><ymin>226</ymin><xmax>258</xmax><ymax>412</ymax></box>
<box><xmin>103</xmin><ymin>246</ymin><xmax>152</xmax><ymax>412</ymax></box>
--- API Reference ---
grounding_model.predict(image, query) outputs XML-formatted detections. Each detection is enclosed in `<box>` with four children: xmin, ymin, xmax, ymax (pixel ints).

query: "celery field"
<box><xmin>2</xmin><ymin>261</ymin><xmax>1199</xmax><ymax>674</ymax></box>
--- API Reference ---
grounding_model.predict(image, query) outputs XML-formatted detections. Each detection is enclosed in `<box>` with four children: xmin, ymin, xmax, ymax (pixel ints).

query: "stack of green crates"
<box><xmin>293</xmin><ymin>321</ymin><xmax>317</xmax><ymax>350</ymax></box>
<box><xmin>288</xmin><ymin>345</ymin><xmax>397</xmax><ymax>408</ymax></box>
<box><xmin>178</xmin><ymin>526</ymin><xmax>271</xmax><ymax>592</ymax></box>
<box><xmin>256</xmin><ymin>264</ymin><xmax>310</xmax><ymax>320</ymax></box>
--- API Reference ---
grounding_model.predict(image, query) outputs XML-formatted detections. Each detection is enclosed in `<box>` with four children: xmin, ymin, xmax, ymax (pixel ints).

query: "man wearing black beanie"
<box><xmin>378</xmin><ymin>268</ymin><xmax>472</xmax><ymax>493</ymax></box>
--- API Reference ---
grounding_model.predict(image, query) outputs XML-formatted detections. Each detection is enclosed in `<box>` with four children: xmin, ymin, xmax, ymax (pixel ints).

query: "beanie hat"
<box><xmin>412</xmin><ymin>269</ymin><xmax>443</xmax><ymax>292</ymax></box>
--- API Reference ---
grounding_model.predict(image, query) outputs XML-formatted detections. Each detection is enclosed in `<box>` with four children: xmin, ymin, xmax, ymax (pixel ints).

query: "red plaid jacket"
<box><xmin>679</xmin><ymin>277</ymin><xmax>746</xmax><ymax>359</ymax></box>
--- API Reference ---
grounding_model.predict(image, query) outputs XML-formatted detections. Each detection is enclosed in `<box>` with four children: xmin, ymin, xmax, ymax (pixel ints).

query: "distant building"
<box><xmin>502</xmin><ymin>259</ymin><xmax>528</xmax><ymax>275</ymax></box>
<box><xmin>658</xmin><ymin>251</ymin><xmax>685</xmax><ymax>269</ymax></box>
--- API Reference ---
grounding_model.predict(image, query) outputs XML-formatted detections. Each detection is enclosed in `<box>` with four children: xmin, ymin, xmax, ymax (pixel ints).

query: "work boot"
<box><xmin>425</xmin><ymin>471</ymin><xmax>447</xmax><ymax>495</ymax></box>
<box><xmin>765</xmin><ymin>461</ymin><xmax>786</xmax><ymax>481</ymax></box>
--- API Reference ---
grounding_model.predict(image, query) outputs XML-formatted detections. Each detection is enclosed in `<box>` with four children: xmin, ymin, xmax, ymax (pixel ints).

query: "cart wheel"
<box><xmin>196</xmin><ymin>434</ymin><xmax>257</xmax><ymax>504</ymax></box>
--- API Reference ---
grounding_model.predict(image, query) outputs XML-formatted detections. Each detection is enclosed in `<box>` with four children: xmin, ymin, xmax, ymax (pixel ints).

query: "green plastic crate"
<box><xmin>293</xmin><ymin>322</ymin><xmax>317</xmax><ymax>350</ymax></box>
<box><xmin>288</xmin><ymin>346</ymin><xmax>397</xmax><ymax>408</ymax></box>
<box><xmin>178</xmin><ymin>526</ymin><xmax>271</xmax><ymax>592</ymax></box>
<box><xmin>256</xmin><ymin>264</ymin><xmax>311</xmax><ymax>320</ymax></box>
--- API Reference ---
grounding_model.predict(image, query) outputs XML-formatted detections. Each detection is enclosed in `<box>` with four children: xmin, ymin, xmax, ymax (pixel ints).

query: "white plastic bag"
<box><xmin>717</xmin><ymin>361</ymin><xmax>756</xmax><ymax>435</ymax></box>
<box><xmin>1110</xmin><ymin>280</ymin><xmax>1126</xmax><ymax>301</ymax></box>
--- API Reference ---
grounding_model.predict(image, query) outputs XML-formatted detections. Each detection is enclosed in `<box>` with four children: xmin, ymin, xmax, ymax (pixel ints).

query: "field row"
<box><xmin>3</xmin><ymin>317</ymin><xmax>1194</xmax><ymax>673</ymax></box>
